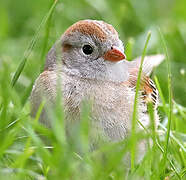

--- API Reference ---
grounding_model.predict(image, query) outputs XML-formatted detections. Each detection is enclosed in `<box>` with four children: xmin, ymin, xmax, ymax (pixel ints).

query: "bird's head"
<box><xmin>45</xmin><ymin>20</ymin><xmax>128</xmax><ymax>82</ymax></box>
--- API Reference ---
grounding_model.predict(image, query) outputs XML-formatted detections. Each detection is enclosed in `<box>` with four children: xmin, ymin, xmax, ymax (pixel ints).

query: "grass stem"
<box><xmin>130</xmin><ymin>31</ymin><xmax>151</xmax><ymax>170</ymax></box>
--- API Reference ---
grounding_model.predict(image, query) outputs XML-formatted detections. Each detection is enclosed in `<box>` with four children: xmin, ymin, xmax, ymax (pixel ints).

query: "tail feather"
<box><xmin>127</xmin><ymin>54</ymin><xmax>165</xmax><ymax>76</ymax></box>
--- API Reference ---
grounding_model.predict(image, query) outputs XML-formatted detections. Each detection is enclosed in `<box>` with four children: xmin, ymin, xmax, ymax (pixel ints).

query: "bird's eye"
<box><xmin>82</xmin><ymin>44</ymin><xmax>93</xmax><ymax>55</ymax></box>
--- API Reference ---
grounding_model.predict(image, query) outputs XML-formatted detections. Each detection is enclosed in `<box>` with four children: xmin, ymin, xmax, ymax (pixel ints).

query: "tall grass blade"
<box><xmin>21</xmin><ymin>82</ymin><xmax>34</xmax><ymax>106</ymax></box>
<box><xmin>130</xmin><ymin>31</ymin><xmax>151</xmax><ymax>170</ymax></box>
<box><xmin>158</xmin><ymin>28</ymin><xmax>173</xmax><ymax>176</ymax></box>
<box><xmin>154</xmin><ymin>76</ymin><xmax>168</xmax><ymax>115</ymax></box>
<box><xmin>40</xmin><ymin>1</ymin><xmax>54</xmax><ymax>72</ymax></box>
<box><xmin>11</xmin><ymin>0</ymin><xmax>58</xmax><ymax>87</ymax></box>
<box><xmin>137</xmin><ymin>120</ymin><xmax>181</xmax><ymax>179</ymax></box>
<box><xmin>147</xmin><ymin>103</ymin><xmax>156</xmax><ymax>150</ymax></box>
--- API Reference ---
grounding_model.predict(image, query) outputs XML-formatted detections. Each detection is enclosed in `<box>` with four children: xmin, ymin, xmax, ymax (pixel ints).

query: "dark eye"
<box><xmin>82</xmin><ymin>44</ymin><xmax>93</xmax><ymax>55</ymax></box>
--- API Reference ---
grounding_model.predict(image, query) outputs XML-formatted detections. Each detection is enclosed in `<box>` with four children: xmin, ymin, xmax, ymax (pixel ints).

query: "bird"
<box><xmin>30</xmin><ymin>20</ymin><xmax>164</xmax><ymax>154</ymax></box>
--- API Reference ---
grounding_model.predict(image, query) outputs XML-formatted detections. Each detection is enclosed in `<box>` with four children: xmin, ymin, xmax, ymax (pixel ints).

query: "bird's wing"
<box><xmin>122</xmin><ymin>54</ymin><xmax>164</xmax><ymax>106</ymax></box>
<box><xmin>123</xmin><ymin>68</ymin><xmax>159</xmax><ymax>108</ymax></box>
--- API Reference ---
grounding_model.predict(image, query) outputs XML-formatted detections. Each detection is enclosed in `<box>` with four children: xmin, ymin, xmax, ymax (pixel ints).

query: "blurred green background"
<box><xmin>0</xmin><ymin>1</ymin><xmax>186</xmax><ymax>179</ymax></box>
<box><xmin>0</xmin><ymin>0</ymin><xmax>186</xmax><ymax>106</ymax></box>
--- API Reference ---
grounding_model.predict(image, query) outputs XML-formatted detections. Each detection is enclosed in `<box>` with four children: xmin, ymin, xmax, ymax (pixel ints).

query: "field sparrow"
<box><xmin>31</xmin><ymin>20</ymin><xmax>164</xmax><ymax>150</ymax></box>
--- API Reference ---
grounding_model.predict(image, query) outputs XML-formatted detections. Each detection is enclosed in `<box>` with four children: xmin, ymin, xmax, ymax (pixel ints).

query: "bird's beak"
<box><xmin>103</xmin><ymin>48</ymin><xmax>126</xmax><ymax>62</ymax></box>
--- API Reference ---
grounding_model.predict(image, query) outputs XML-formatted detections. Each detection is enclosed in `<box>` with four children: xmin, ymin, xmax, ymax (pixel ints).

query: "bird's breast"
<box><xmin>63</xmin><ymin>77</ymin><xmax>135</xmax><ymax>141</ymax></box>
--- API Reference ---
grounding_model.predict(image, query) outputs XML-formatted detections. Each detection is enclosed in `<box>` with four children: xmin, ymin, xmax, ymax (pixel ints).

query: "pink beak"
<box><xmin>103</xmin><ymin>48</ymin><xmax>126</xmax><ymax>62</ymax></box>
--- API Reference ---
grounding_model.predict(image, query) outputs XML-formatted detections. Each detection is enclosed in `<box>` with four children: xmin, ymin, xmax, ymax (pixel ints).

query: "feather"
<box><xmin>126</xmin><ymin>68</ymin><xmax>159</xmax><ymax>108</ymax></box>
<box><xmin>126</xmin><ymin>54</ymin><xmax>165</xmax><ymax>76</ymax></box>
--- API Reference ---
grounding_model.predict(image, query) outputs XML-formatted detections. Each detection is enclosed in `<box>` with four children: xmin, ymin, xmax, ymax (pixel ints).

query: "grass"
<box><xmin>159</xmin><ymin>28</ymin><xmax>173</xmax><ymax>177</ymax></box>
<box><xmin>11</xmin><ymin>0</ymin><xmax>58</xmax><ymax>87</ymax></box>
<box><xmin>130</xmin><ymin>31</ymin><xmax>151</xmax><ymax>170</ymax></box>
<box><xmin>0</xmin><ymin>0</ymin><xmax>186</xmax><ymax>179</ymax></box>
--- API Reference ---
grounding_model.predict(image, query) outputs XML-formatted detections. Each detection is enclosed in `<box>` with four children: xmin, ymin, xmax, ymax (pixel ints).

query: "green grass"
<box><xmin>130</xmin><ymin>31</ymin><xmax>151</xmax><ymax>171</ymax></box>
<box><xmin>159</xmin><ymin>28</ymin><xmax>173</xmax><ymax>177</ymax></box>
<box><xmin>0</xmin><ymin>0</ymin><xmax>186</xmax><ymax>179</ymax></box>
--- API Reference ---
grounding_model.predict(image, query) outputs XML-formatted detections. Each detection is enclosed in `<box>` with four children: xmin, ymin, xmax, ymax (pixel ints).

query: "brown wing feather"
<box><xmin>125</xmin><ymin>68</ymin><xmax>158</xmax><ymax>108</ymax></box>
<box><xmin>141</xmin><ymin>76</ymin><xmax>158</xmax><ymax>108</ymax></box>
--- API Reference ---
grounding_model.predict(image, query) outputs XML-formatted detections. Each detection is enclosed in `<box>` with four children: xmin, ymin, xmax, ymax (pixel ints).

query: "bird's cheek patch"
<box><xmin>62</xmin><ymin>44</ymin><xmax>72</xmax><ymax>52</ymax></box>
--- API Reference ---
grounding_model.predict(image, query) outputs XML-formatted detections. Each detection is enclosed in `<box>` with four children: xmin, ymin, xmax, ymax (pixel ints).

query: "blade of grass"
<box><xmin>147</xmin><ymin>103</ymin><xmax>156</xmax><ymax>151</ymax></box>
<box><xmin>21</xmin><ymin>81</ymin><xmax>34</xmax><ymax>106</ymax></box>
<box><xmin>11</xmin><ymin>0</ymin><xmax>58</xmax><ymax>87</ymax></box>
<box><xmin>0</xmin><ymin>168</ymin><xmax>45</xmax><ymax>179</ymax></box>
<box><xmin>22</xmin><ymin>125</ymin><xmax>52</xmax><ymax>166</ymax></box>
<box><xmin>154</xmin><ymin>76</ymin><xmax>168</xmax><ymax>115</ymax></box>
<box><xmin>40</xmin><ymin>0</ymin><xmax>54</xmax><ymax>73</ymax></box>
<box><xmin>11</xmin><ymin>101</ymin><xmax>46</xmax><ymax>178</ymax></box>
<box><xmin>34</xmin><ymin>101</ymin><xmax>46</xmax><ymax>123</ymax></box>
<box><xmin>137</xmin><ymin>120</ymin><xmax>181</xmax><ymax>179</ymax></box>
<box><xmin>159</xmin><ymin>123</ymin><xmax>186</xmax><ymax>152</ymax></box>
<box><xmin>156</xmin><ymin>140</ymin><xmax>181</xmax><ymax>179</ymax></box>
<box><xmin>154</xmin><ymin>76</ymin><xmax>185</xmax><ymax>152</ymax></box>
<box><xmin>158</xmin><ymin>28</ymin><xmax>173</xmax><ymax>176</ymax></box>
<box><xmin>130</xmin><ymin>31</ymin><xmax>151</xmax><ymax>170</ymax></box>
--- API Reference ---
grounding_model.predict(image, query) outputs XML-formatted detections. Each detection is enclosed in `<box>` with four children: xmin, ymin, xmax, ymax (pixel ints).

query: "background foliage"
<box><xmin>0</xmin><ymin>0</ymin><xmax>186</xmax><ymax>179</ymax></box>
